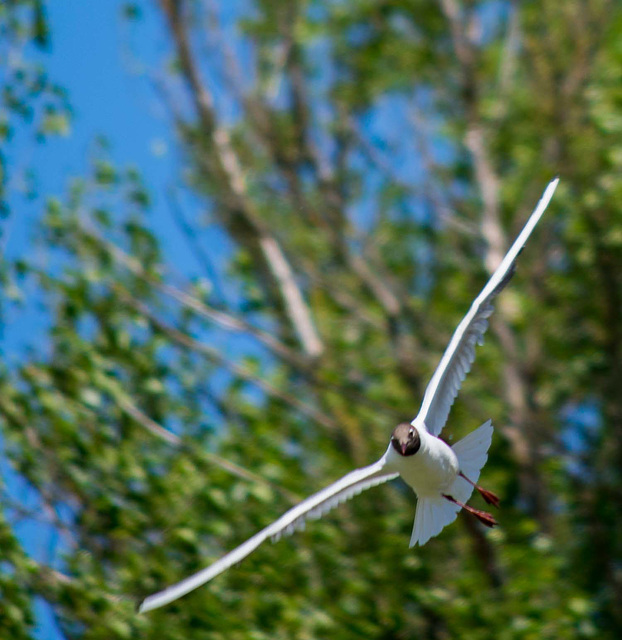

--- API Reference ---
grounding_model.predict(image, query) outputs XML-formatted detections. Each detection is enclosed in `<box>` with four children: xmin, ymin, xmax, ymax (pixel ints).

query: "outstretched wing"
<box><xmin>138</xmin><ymin>457</ymin><xmax>398</xmax><ymax>613</ymax></box>
<box><xmin>413</xmin><ymin>178</ymin><xmax>559</xmax><ymax>436</ymax></box>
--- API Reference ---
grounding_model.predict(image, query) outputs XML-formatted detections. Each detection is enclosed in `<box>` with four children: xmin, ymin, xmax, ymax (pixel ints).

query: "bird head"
<box><xmin>390</xmin><ymin>422</ymin><xmax>421</xmax><ymax>457</ymax></box>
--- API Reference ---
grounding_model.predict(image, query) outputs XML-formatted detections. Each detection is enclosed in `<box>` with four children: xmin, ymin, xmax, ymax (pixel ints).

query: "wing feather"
<box><xmin>414</xmin><ymin>178</ymin><xmax>559</xmax><ymax>436</ymax></box>
<box><xmin>138</xmin><ymin>458</ymin><xmax>398</xmax><ymax>613</ymax></box>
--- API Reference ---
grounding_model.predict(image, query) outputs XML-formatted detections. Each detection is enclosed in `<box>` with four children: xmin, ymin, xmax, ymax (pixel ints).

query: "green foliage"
<box><xmin>0</xmin><ymin>1</ymin><xmax>72</xmax><ymax>215</ymax></box>
<box><xmin>2</xmin><ymin>0</ymin><xmax>622</xmax><ymax>639</ymax></box>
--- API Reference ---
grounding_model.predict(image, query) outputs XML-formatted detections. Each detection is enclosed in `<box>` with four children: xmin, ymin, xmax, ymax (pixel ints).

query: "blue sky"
<box><xmin>5</xmin><ymin>1</ymin><xmax>173</xmax><ymax>355</ymax></box>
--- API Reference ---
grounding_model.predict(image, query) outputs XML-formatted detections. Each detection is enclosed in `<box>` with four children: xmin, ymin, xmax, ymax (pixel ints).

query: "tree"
<box><xmin>1</xmin><ymin>0</ymin><xmax>621</xmax><ymax>638</ymax></box>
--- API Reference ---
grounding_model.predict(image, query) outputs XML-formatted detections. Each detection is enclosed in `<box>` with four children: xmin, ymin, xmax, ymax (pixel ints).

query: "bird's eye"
<box><xmin>408</xmin><ymin>428</ymin><xmax>414</xmax><ymax>436</ymax></box>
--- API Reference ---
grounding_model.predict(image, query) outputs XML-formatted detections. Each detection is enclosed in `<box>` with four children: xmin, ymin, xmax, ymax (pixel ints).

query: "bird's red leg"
<box><xmin>458</xmin><ymin>472</ymin><xmax>500</xmax><ymax>508</ymax></box>
<box><xmin>442</xmin><ymin>494</ymin><xmax>498</xmax><ymax>528</ymax></box>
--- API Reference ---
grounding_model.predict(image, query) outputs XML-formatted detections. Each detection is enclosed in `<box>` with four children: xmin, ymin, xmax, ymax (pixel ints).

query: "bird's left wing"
<box><xmin>138</xmin><ymin>455</ymin><xmax>398</xmax><ymax>613</ymax></box>
<box><xmin>413</xmin><ymin>178</ymin><xmax>559</xmax><ymax>436</ymax></box>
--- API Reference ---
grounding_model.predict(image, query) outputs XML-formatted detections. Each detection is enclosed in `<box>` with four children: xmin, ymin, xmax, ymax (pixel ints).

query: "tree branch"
<box><xmin>159</xmin><ymin>0</ymin><xmax>323</xmax><ymax>358</ymax></box>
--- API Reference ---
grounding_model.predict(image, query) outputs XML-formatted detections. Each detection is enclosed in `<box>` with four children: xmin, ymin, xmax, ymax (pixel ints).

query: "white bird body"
<box><xmin>138</xmin><ymin>178</ymin><xmax>560</xmax><ymax>614</ymax></box>
<box><xmin>384</xmin><ymin>427</ymin><xmax>458</xmax><ymax>498</ymax></box>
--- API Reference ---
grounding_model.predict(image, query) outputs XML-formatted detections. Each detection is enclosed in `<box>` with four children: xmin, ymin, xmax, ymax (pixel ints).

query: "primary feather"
<box><xmin>414</xmin><ymin>178</ymin><xmax>559</xmax><ymax>436</ymax></box>
<box><xmin>138</xmin><ymin>458</ymin><xmax>397</xmax><ymax>613</ymax></box>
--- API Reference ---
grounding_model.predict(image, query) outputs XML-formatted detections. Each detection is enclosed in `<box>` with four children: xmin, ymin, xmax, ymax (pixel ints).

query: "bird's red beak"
<box><xmin>401</xmin><ymin>443</ymin><xmax>408</xmax><ymax>456</ymax></box>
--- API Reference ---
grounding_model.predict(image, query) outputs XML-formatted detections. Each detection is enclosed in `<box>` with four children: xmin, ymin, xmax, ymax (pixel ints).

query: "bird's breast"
<box><xmin>387</xmin><ymin>435</ymin><xmax>459</xmax><ymax>498</ymax></box>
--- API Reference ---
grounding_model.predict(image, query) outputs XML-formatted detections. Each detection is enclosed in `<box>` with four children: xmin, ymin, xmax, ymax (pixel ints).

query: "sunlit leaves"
<box><xmin>2</xmin><ymin>0</ymin><xmax>622</xmax><ymax>639</ymax></box>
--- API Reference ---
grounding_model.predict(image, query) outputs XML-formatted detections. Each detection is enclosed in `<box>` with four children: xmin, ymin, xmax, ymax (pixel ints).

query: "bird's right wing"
<box><xmin>413</xmin><ymin>178</ymin><xmax>559</xmax><ymax>436</ymax></box>
<box><xmin>138</xmin><ymin>456</ymin><xmax>398</xmax><ymax>613</ymax></box>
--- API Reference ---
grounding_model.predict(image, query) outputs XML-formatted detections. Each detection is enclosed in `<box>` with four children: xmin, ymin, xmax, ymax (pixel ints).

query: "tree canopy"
<box><xmin>2</xmin><ymin>1</ymin><xmax>622</xmax><ymax>638</ymax></box>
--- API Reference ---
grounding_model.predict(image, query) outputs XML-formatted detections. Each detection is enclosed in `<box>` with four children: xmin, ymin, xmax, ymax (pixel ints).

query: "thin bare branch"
<box><xmin>402</xmin><ymin>108</ymin><xmax>478</xmax><ymax>236</ymax></box>
<box><xmin>3</xmin><ymin>494</ymin><xmax>76</xmax><ymax>549</ymax></box>
<box><xmin>164</xmin><ymin>186</ymin><xmax>229</xmax><ymax>304</ymax></box>
<box><xmin>114</xmin><ymin>393</ymin><xmax>299</xmax><ymax>503</ymax></box>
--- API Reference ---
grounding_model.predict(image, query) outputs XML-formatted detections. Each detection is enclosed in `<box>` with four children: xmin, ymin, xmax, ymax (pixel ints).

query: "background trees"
<box><xmin>1</xmin><ymin>0</ymin><xmax>621</xmax><ymax>638</ymax></box>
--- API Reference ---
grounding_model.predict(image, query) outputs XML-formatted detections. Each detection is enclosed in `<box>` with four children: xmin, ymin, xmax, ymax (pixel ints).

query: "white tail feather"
<box><xmin>409</xmin><ymin>419</ymin><xmax>494</xmax><ymax>547</ymax></box>
<box><xmin>410</xmin><ymin>497</ymin><xmax>459</xmax><ymax>547</ymax></box>
<box><xmin>450</xmin><ymin>418</ymin><xmax>493</xmax><ymax>503</ymax></box>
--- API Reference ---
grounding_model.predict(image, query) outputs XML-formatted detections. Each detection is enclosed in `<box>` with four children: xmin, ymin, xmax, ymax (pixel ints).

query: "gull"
<box><xmin>138</xmin><ymin>178</ymin><xmax>559</xmax><ymax>613</ymax></box>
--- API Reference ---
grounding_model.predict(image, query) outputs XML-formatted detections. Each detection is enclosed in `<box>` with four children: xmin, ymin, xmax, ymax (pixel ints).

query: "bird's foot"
<box><xmin>442</xmin><ymin>494</ymin><xmax>498</xmax><ymax>528</ymax></box>
<box><xmin>459</xmin><ymin>472</ymin><xmax>500</xmax><ymax>508</ymax></box>
<box><xmin>468</xmin><ymin>506</ymin><xmax>498</xmax><ymax>528</ymax></box>
<box><xmin>476</xmin><ymin>487</ymin><xmax>500</xmax><ymax>508</ymax></box>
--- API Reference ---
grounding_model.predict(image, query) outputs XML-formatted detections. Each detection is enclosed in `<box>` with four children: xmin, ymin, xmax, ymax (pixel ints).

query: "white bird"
<box><xmin>138</xmin><ymin>178</ymin><xmax>559</xmax><ymax>613</ymax></box>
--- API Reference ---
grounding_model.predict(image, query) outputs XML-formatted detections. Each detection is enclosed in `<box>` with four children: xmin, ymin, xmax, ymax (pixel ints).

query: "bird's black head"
<box><xmin>391</xmin><ymin>422</ymin><xmax>421</xmax><ymax>457</ymax></box>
